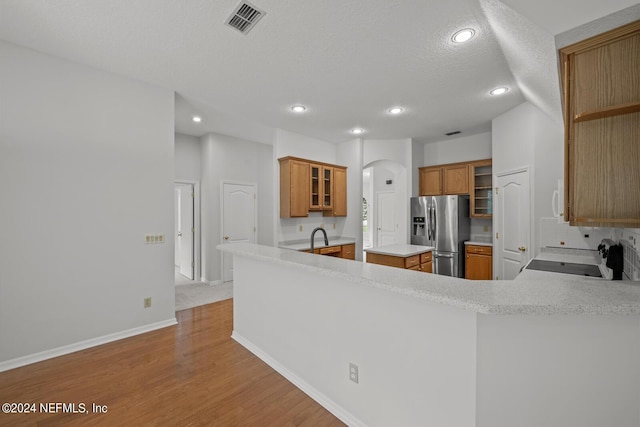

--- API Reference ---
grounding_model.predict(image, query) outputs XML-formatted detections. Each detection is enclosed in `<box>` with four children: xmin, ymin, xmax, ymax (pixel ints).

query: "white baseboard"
<box><xmin>231</xmin><ymin>331</ymin><xmax>366</xmax><ymax>427</ymax></box>
<box><xmin>0</xmin><ymin>318</ymin><xmax>177</xmax><ymax>373</ymax></box>
<box><xmin>208</xmin><ymin>279</ymin><xmax>222</xmax><ymax>286</ymax></box>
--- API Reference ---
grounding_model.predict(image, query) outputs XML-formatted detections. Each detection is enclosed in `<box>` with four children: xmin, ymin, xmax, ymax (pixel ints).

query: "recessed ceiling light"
<box><xmin>490</xmin><ymin>87</ymin><xmax>509</xmax><ymax>96</ymax></box>
<box><xmin>388</xmin><ymin>107</ymin><xmax>404</xmax><ymax>115</ymax></box>
<box><xmin>351</xmin><ymin>128</ymin><xmax>365</xmax><ymax>135</ymax></box>
<box><xmin>452</xmin><ymin>28</ymin><xmax>475</xmax><ymax>43</ymax></box>
<box><xmin>291</xmin><ymin>105</ymin><xmax>306</xmax><ymax>113</ymax></box>
<box><xmin>192</xmin><ymin>116</ymin><xmax>202</xmax><ymax>123</ymax></box>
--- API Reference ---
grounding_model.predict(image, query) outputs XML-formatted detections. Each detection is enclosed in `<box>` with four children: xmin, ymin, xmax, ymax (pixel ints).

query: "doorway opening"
<box><xmin>174</xmin><ymin>180</ymin><xmax>200</xmax><ymax>285</ymax></box>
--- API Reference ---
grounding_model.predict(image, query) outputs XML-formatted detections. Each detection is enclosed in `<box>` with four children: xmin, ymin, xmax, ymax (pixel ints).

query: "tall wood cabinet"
<box><xmin>559</xmin><ymin>21</ymin><xmax>640</xmax><ymax>227</ymax></box>
<box><xmin>279</xmin><ymin>157</ymin><xmax>347</xmax><ymax>218</ymax></box>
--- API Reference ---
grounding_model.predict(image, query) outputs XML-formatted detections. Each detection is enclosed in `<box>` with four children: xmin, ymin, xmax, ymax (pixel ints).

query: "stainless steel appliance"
<box><xmin>410</xmin><ymin>195</ymin><xmax>470</xmax><ymax>277</ymax></box>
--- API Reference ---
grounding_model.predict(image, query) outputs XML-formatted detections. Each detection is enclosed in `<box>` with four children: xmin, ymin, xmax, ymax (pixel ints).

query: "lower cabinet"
<box><xmin>465</xmin><ymin>245</ymin><xmax>492</xmax><ymax>280</ymax></box>
<box><xmin>303</xmin><ymin>243</ymin><xmax>356</xmax><ymax>260</ymax></box>
<box><xmin>366</xmin><ymin>250</ymin><xmax>432</xmax><ymax>273</ymax></box>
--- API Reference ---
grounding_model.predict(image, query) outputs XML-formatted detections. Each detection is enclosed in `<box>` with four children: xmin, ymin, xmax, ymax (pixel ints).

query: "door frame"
<box><xmin>175</xmin><ymin>179</ymin><xmax>201</xmax><ymax>282</ymax></box>
<box><xmin>493</xmin><ymin>166</ymin><xmax>533</xmax><ymax>280</ymax></box>
<box><xmin>220</xmin><ymin>180</ymin><xmax>258</xmax><ymax>283</ymax></box>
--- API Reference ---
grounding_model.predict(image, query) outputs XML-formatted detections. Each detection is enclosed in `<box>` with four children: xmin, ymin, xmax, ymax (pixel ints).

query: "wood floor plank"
<box><xmin>0</xmin><ymin>299</ymin><xmax>345</xmax><ymax>426</ymax></box>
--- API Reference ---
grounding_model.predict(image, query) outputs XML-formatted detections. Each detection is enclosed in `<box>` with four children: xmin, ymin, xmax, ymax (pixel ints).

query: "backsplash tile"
<box><xmin>539</xmin><ymin>218</ymin><xmax>613</xmax><ymax>250</ymax></box>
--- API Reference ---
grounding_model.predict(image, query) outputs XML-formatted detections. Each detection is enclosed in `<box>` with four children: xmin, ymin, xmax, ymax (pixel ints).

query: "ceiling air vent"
<box><xmin>225</xmin><ymin>2</ymin><xmax>266</xmax><ymax>35</ymax></box>
<box><xmin>445</xmin><ymin>130</ymin><xmax>461</xmax><ymax>136</ymax></box>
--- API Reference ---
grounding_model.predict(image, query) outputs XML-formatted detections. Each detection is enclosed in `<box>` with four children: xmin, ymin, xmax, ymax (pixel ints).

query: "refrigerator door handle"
<box><xmin>427</xmin><ymin>205</ymin><xmax>432</xmax><ymax>240</ymax></box>
<box><xmin>431</xmin><ymin>204</ymin><xmax>437</xmax><ymax>242</ymax></box>
<box><xmin>434</xmin><ymin>253</ymin><xmax>454</xmax><ymax>258</ymax></box>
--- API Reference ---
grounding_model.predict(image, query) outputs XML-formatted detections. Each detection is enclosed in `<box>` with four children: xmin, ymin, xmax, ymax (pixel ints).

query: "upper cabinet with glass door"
<box><xmin>310</xmin><ymin>164</ymin><xmax>333</xmax><ymax>211</ymax></box>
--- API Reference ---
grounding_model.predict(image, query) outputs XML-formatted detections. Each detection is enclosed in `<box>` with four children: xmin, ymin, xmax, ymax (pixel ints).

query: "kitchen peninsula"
<box><xmin>219</xmin><ymin>243</ymin><xmax>640</xmax><ymax>427</ymax></box>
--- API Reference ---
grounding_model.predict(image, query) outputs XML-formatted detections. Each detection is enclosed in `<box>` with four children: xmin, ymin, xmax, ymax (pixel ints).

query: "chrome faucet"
<box><xmin>310</xmin><ymin>227</ymin><xmax>329</xmax><ymax>252</ymax></box>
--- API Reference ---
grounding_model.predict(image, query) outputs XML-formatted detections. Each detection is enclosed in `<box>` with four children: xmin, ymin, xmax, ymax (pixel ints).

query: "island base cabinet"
<box><xmin>367</xmin><ymin>250</ymin><xmax>432</xmax><ymax>272</ymax></box>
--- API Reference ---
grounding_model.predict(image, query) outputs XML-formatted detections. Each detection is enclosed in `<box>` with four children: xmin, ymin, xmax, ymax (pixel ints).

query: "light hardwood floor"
<box><xmin>0</xmin><ymin>300</ymin><xmax>345</xmax><ymax>426</ymax></box>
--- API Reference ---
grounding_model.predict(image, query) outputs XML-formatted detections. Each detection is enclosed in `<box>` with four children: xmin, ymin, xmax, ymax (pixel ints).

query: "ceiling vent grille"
<box><xmin>225</xmin><ymin>2</ymin><xmax>266</xmax><ymax>34</ymax></box>
<box><xmin>445</xmin><ymin>130</ymin><xmax>461</xmax><ymax>136</ymax></box>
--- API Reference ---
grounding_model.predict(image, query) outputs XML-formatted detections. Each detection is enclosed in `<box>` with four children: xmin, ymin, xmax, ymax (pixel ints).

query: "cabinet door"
<box><xmin>325</xmin><ymin>167</ymin><xmax>347</xmax><ymax>217</ymax></box>
<box><xmin>420</xmin><ymin>261</ymin><xmax>432</xmax><ymax>273</ymax></box>
<box><xmin>341</xmin><ymin>243</ymin><xmax>355</xmax><ymax>260</ymax></box>
<box><xmin>280</xmin><ymin>159</ymin><xmax>309</xmax><ymax>218</ymax></box>
<box><xmin>444</xmin><ymin>164</ymin><xmax>469</xmax><ymax>195</ymax></box>
<box><xmin>470</xmin><ymin>160</ymin><xmax>492</xmax><ymax>218</ymax></box>
<box><xmin>322</xmin><ymin>166</ymin><xmax>333</xmax><ymax>210</ymax></box>
<box><xmin>419</xmin><ymin>167</ymin><xmax>443</xmax><ymax>196</ymax></box>
<box><xmin>465</xmin><ymin>246</ymin><xmax>492</xmax><ymax>280</ymax></box>
<box><xmin>309</xmin><ymin>164</ymin><xmax>322</xmax><ymax>210</ymax></box>
<box><xmin>560</xmin><ymin>22</ymin><xmax>640</xmax><ymax>227</ymax></box>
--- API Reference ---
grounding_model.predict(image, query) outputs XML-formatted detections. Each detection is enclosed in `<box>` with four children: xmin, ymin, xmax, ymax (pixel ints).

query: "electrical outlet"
<box><xmin>144</xmin><ymin>297</ymin><xmax>152</xmax><ymax>308</ymax></box>
<box><xmin>349</xmin><ymin>363</ymin><xmax>359</xmax><ymax>384</ymax></box>
<box><xmin>483</xmin><ymin>225</ymin><xmax>489</xmax><ymax>232</ymax></box>
<box><xmin>299</xmin><ymin>225</ymin><xmax>303</xmax><ymax>232</ymax></box>
<box><xmin>333</xmin><ymin>223</ymin><xmax>336</xmax><ymax>229</ymax></box>
<box><xmin>320</xmin><ymin>224</ymin><xmax>324</xmax><ymax>229</ymax></box>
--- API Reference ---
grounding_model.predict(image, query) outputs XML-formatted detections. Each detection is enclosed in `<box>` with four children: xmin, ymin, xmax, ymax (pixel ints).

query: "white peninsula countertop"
<box><xmin>364</xmin><ymin>244</ymin><xmax>434</xmax><ymax>257</ymax></box>
<box><xmin>219</xmin><ymin>243</ymin><xmax>640</xmax><ymax>315</ymax></box>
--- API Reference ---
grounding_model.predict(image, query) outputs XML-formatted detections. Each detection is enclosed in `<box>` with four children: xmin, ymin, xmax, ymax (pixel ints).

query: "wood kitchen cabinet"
<box><xmin>310</xmin><ymin>164</ymin><xmax>333</xmax><ymax>211</ymax></box>
<box><xmin>324</xmin><ymin>166</ymin><xmax>347</xmax><ymax>217</ymax></box>
<box><xmin>419</xmin><ymin>166</ymin><xmax>443</xmax><ymax>196</ymax></box>
<box><xmin>418</xmin><ymin>162</ymin><xmax>470</xmax><ymax>196</ymax></box>
<box><xmin>465</xmin><ymin>245</ymin><xmax>492</xmax><ymax>280</ymax></box>
<box><xmin>279</xmin><ymin>157</ymin><xmax>309</xmax><ymax>218</ymax></box>
<box><xmin>443</xmin><ymin>164</ymin><xmax>469</xmax><ymax>195</ymax></box>
<box><xmin>470</xmin><ymin>160</ymin><xmax>493</xmax><ymax>218</ymax></box>
<box><xmin>559</xmin><ymin>21</ymin><xmax>640</xmax><ymax>227</ymax></box>
<box><xmin>279</xmin><ymin>157</ymin><xmax>347</xmax><ymax>218</ymax></box>
<box><xmin>341</xmin><ymin>243</ymin><xmax>355</xmax><ymax>260</ymax></box>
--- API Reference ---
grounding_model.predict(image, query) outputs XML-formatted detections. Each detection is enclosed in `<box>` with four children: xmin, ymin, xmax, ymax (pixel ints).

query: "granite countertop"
<box><xmin>278</xmin><ymin>236</ymin><xmax>356</xmax><ymax>251</ymax></box>
<box><xmin>364</xmin><ymin>244</ymin><xmax>434</xmax><ymax>257</ymax></box>
<box><xmin>464</xmin><ymin>240</ymin><xmax>493</xmax><ymax>247</ymax></box>
<box><xmin>218</xmin><ymin>243</ymin><xmax>640</xmax><ymax>316</ymax></box>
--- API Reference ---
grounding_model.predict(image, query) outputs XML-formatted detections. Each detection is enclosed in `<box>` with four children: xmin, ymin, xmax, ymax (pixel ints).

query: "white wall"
<box><xmin>174</xmin><ymin>133</ymin><xmax>201</xmax><ymax>182</ymax></box>
<box><xmin>423</xmin><ymin>132</ymin><xmax>492</xmax><ymax>166</ymax></box>
<box><xmin>0</xmin><ymin>41</ymin><xmax>175</xmax><ymax>367</ymax></box>
<box><xmin>492</xmin><ymin>101</ymin><xmax>566</xmax><ymax>256</ymax></box>
<box><xmin>200</xmin><ymin>132</ymin><xmax>273</xmax><ymax>283</ymax></box>
<box><xmin>337</xmin><ymin>139</ymin><xmax>364</xmax><ymax>260</ymax></box>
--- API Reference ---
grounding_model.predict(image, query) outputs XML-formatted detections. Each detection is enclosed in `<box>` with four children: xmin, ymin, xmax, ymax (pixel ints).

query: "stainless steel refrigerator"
<box><xmin>410</xmin><ymin>195</ymin><xmax>470</xmax><ymax>277</ymax></box>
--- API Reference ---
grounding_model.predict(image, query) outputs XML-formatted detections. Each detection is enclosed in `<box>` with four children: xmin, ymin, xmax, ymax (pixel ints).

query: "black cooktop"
<box><xmin>525</xmin><ymin>259</ymin><xmax>602</xmax><ymax>278</ymax></box>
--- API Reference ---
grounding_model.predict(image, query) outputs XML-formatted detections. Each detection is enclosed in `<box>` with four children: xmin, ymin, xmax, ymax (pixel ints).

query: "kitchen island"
<box><xmin>364</xmin><ymin>244</ymin><xmax>434</xmax><ymax>272</ymax></box>
<box><xmin>219</xmin><ymin>243</ymin><xmax>640</xmax><ymax>427</ymax></box>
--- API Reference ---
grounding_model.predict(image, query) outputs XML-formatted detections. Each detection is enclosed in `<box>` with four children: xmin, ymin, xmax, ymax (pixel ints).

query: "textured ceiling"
<box><xmin>0</xmin><ymin>0</ymin><xmax>636</xmax><ymax>144</ymax></box>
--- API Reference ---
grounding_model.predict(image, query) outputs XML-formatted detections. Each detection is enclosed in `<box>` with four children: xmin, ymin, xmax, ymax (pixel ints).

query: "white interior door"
<box><xmin>178</xmin><ymin>184</ymin><xmax>194</xmax><ymax>280</ymax></box>
<box><xmin>376</xmin><ymin>191</ymin><xmax>397</xmax><ymax>247</ymax></box>
<box><xmin>495</xmin><ymin>169</ymin><xmax>530</xmax><ymax>280</ymax></box>
<box><xmin>222</xmin><ymin>183</ymin><xmax>256</xmax><ymax>282</ymax></box>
